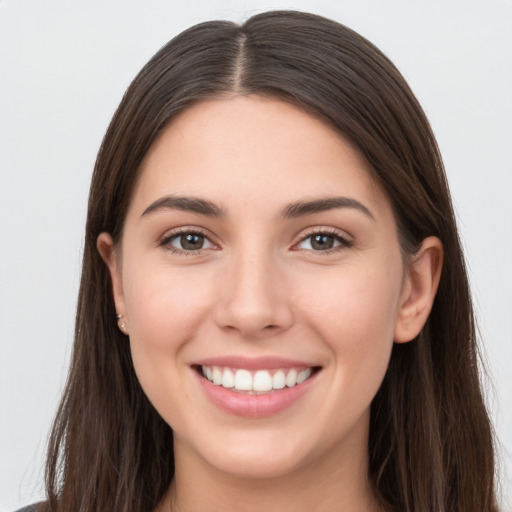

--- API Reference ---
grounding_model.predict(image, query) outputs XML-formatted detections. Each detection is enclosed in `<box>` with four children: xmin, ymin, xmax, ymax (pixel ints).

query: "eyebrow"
<box><xmin>141</xmin><ymin>195</ymin><xmax>374</xmax><ymax>221</ymax></box>
<box><xmin>141</xmin><ymin>195</ymin><xmax>226</xmax><ymax>218</ymax></box>
<box><xmin>280</xmin><ymin>197</ymin><xmax>375</xmax><ymax>221</ymax></box>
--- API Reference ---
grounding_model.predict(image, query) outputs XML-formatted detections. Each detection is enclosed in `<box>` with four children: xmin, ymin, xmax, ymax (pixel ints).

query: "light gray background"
<box><xmin>1</xmin><ymin>1</ymin><xmax>511</xmax><ymax>510</ymax></box>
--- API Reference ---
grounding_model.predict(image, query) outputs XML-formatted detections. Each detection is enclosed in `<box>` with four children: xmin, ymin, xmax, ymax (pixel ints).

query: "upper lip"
<box><xmin>192</xmin><ymin>356</ymin><xmax>319</xmax><ymax>370</ymax></box>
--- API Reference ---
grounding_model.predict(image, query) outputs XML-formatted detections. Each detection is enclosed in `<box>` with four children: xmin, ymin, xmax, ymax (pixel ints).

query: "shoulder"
<box><xmin>13</xmin><ymin>505</ymin><xmax>41</xmax><ymax>512</ymax></box>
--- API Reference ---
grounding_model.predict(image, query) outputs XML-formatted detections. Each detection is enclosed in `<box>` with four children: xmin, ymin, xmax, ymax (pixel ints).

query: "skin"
<box><xmin>98</xmin><ymin>96</ymin><xmax>443</xmax><ymax>512</ymax></box>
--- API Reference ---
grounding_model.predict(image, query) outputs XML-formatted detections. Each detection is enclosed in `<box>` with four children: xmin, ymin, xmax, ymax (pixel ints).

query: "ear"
<box><xmin>394</xmin><ymin>236</ymin><xmax>443</xmax><ymax>343</ymax></box>
<box><xmin>97</xmin><ymin>232</ymin><xmax>127</xmax><ymax>322</ymax></box>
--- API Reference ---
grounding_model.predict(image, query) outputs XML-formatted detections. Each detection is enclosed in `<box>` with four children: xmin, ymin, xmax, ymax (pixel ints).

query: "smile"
<box><xmin>193</xmin><ymin>359</ymin><xmax>321</xmax><ymax>417</ymax></box>
<box><xmin>201</xmin><ymin>365</ymin><xmax>314</xmax><ymax>394</ymax></box>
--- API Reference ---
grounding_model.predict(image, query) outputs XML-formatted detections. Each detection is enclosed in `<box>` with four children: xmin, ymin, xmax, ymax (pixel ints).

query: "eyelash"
<box><xmin>159</xmin><ymin>228</ymin><xmax>353</xmax><ymax>256</ymax></box>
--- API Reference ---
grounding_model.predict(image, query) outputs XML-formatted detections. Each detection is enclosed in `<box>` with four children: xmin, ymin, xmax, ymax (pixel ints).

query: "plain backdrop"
<box><xmin>1</xmin><ymin>0</ymin><xmax>511</xmax><ymax>510</ymax></box>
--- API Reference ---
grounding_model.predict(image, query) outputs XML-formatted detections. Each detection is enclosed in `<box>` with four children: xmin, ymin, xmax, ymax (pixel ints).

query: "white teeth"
<box><xmin>212</xmin><ymin>367</ymin><xmax>222</xmax><ymax>385</ymax></box>
<box><xmin>202</xmin><ymin>365</ymin><xmax>314</xmax><ymax>392</ymax></box>
<box><xmin>272</xmin><ymin>370</ymin><xmax>286</xmax><ymax>390</ymax></box>
<box><xmin>285</xmin><ymin>369</ymin><xmax>298</xmax><ymax>387</ymax></box>
<box><xmin>253</xmin><ymin>370</ymin><xmax>273</xmax><ymax>392</ymax></box>
<box><xmin>297</xmin><ymin>368</ymin><xmax>312</xmax><ymax>384</ymax></box>
<box><xmin>221</xmin><ymin>369</ymin><xmax>235</xmax><ymax>388</ymax></box>
<box><xmin>235</xmin><ymin>369</ymin><xmax>253</xmax><ymax>391</ymax></box>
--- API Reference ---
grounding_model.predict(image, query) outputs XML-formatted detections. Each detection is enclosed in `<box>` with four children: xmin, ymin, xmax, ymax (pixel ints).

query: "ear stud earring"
<box><xmin>116</xmin><ymin>314</ymin><xmax>129</xmax><ymax>335</ymax></box>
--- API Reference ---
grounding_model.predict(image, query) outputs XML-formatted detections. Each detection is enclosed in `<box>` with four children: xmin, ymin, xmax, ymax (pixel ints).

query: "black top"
<box><xmin>14</xmin><ymin>506</ymin><xmax>39</xmax><ymax>512</ymax></box>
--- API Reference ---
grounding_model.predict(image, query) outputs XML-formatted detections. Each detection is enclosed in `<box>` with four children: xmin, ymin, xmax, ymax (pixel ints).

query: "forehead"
<box><xmin>129</xmin><ymin>96</ymin><xmax>392</xmax><ymax>220</ymax></box>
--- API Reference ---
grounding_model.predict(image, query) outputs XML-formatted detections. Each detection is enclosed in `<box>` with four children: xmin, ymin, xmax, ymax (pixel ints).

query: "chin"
<box><xmin>210</xmin><ymin>449</ymin><xmax>306</xmax><ymax>480</ymax></box>
<box><xmin>188</xmin><ymin>426</ymin><xmax>318</xmax><ymax>481</ymax></box>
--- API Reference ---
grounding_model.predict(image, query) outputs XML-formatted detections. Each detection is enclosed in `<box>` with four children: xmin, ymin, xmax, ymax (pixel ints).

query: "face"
<box><xmin>100</xmin><ymin>96</ymin><xmax>421</xmax><ymax>481</ymax></box>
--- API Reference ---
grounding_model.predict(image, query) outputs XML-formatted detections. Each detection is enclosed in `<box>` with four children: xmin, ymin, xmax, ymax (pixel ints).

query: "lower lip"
<box><xmin>194</xmin><ymin>369</ymin><xmax>319</xmax><ymax>417</ymax></box>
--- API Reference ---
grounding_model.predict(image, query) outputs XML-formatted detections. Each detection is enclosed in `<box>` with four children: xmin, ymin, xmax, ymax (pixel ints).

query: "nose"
<box><xmin>213</xmin><ymin>248</ymin><xmax>293</xmax><ymax>339</ymax></box>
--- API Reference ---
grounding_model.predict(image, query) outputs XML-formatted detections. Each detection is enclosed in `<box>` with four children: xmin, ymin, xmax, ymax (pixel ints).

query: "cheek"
<box><xmin>300</xmin><ymin>262</ymin><xmax>401</xmax><ymax>343</ymax></box>
<box><xmin>296</xmin><ymin>261</ymin><xmax>402</xmax><ymax>404</ymax></box>
<box><xmin>122</xmin><ymin>263</ymin><xmax>218</xmax><ymax>428</ymax></box>
<box><xmin>122</xmin><ymin>261</ymin><xmax>216</xmax><ymax>404</ymax></box>
<box><xmin>125</xmin><ymin>264</ymin><xmax>214</xmax><ymax>346</ymax></box>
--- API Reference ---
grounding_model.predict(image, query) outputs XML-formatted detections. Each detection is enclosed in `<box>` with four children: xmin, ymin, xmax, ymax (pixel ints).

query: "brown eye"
<box><xmin>180</xmin><ymin>233</ymin><xmax>205</xmax><ymax>250</ymax></box>
<box><xmin>165</xmin><ymin>231</ymin><xmax>214</xmax><ymax>252</ymax></box>
<box><xmin>297</xmin><ymin>232</ymin><xmax>352</xmax><ymax>252</ymax></box>
<box><xmin>311</xmin><ymin>234</ymin><xmax>335</xmax><ymax>250</ymax></box>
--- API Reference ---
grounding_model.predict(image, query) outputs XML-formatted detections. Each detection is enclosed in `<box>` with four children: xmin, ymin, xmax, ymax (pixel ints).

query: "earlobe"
<box><xmin>394</xmin><ymin>236</ymin><xmax>443</xmax><ymax>343</ymax></box>
<box><xmin>97</xmin><ymin>232</ymin><xmax>128</xmax><ymax>331</ymax></box>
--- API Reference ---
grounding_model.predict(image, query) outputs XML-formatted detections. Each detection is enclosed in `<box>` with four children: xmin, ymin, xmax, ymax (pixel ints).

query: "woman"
<box><xmin>21</xmin><ymin>10</ymin><xmax>498</xmax><ymax>512</ymax></box>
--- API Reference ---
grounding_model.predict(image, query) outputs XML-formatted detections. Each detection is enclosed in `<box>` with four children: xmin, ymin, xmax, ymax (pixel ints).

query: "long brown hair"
<box><xmin>43</xmin><ymin>10</ymin><xmax>498</xmax><ymax>512</ymax></box>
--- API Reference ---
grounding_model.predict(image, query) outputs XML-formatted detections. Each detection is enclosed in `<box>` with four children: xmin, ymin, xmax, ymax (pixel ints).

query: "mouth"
<box><xmin>195</xmin><ymin>365</ymin><xmax>321</xmax><ymax>395</ymax></box>
<box><xmin>191</xmin><ymin>356</ymin><xmax>322</xmax><ymax>416</ymax></box>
